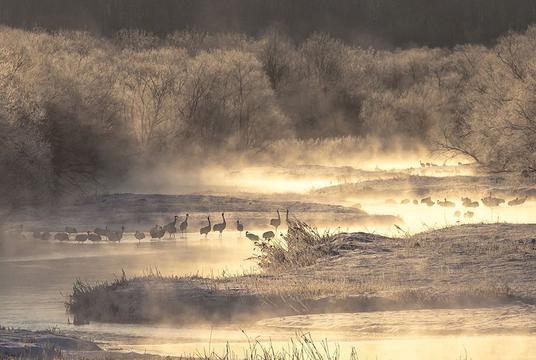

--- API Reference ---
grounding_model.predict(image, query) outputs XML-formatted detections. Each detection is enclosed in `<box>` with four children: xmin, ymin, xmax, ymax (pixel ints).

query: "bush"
<box><xmin>254</xmin><ymin>219</ymin><xmax>335</xmax><ymax>271</ymax></box>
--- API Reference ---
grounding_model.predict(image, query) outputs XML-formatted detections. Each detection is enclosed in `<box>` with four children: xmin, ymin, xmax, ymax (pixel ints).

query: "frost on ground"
<box><xmin>67</xmin><ymin>223</ymin><xmax>536</xmax><ymax>327</ymax></box>
<box><xmin>0</xmin><ymin>327</ymin><xmax>187</xmax><ymax>359</ymax></box>
<box><xmin>0</xmin><ymin>327</ymin><xmax>100</xmax><ymax>358</ymax></box>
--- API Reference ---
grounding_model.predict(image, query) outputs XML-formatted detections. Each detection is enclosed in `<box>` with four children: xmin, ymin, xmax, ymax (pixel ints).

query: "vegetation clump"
<box><xmin>254</xmin><ymin>219</ymin><xmax>336</xmax><ymax>271</ymax></box>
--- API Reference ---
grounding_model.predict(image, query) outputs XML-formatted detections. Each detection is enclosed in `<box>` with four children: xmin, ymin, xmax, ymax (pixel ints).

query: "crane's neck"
<box><xmin>277</xmin><ymin>210</ymin><xmax>280</xmax><ymax>220</ymax></box>
<box><xmin>222</xmin><ymin>214</ymin><xmax>226</xmax><ymax>224</ymax></box>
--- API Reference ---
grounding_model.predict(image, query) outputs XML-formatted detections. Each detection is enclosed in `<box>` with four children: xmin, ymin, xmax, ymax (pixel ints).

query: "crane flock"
<box><xmin>27</xmin><ymin>209</ymin><xmax>293</xmax><ymax>244</ymax></box>
<box><xmin>32</xmin><ymin>225</ymin><xmax>125</xmax><ymax>243</ymax></box>
<box><xmin>19</xmin><ymin>190</ymin><xmax>530</xmax><ymax>244</ymax></box>
<box><xmin>391</xmin><ymin>192</ymin><xmax>528</xmax><ymax>220</ymax></box>
<box><xmin>26</xmin><ymin>209</ymin><xmax>289</xmax><ymax>244</ymax></box>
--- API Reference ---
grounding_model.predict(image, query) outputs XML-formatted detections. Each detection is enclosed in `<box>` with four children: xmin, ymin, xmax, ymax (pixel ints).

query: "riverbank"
<box><xmin>66</xmin><ymin>223</ymin><xmax>536</xmax><ymax>326</ymax></box>
<box><xmin>0</xmin><ymin>327</ymin><xmax>191</xmax><ymax>359</ymax></box>
<box><xmin>0</xmin><ymin>327</ymin><xmax>100</xmax><ymax>359</ymax></box>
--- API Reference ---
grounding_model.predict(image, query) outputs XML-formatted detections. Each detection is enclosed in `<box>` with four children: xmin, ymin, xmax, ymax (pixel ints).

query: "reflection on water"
<box><xmin>0</xmin><ymin>233</ymin><xmax>256</xmax><ymax>331</ymax></box>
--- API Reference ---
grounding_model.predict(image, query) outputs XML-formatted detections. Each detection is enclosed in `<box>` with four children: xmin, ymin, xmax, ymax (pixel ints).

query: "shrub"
<box><xmin>254</xmin><ymin>219</ymin><xmax>335</xmax><ymax>271</ymax></box>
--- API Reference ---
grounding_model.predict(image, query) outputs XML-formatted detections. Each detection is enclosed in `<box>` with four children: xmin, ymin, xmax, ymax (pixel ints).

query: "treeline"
<box><xmin>1</xmin><ymin>26</ymin><xmax>535</xmax><ymax>208</ymax></box>
<box><xmin>1</xmin><ymin>0</ymin><xmax>536</xmax><ymax>47</ymax></box>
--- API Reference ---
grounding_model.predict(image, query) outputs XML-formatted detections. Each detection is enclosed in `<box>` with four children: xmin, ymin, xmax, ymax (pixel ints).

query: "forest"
<box><xmin>1</xmin><ymin>25</ymin><xmax>536</xmax><ymax>208</ymax></box>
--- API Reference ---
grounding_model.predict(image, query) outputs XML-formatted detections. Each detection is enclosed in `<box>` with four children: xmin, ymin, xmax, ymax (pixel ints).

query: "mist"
<box><xmin>1</xmin><ymin>26</ymin><xmax>535</xmax><ymax>209</ymax></box>
<box><xmin>1</xmin><ymin>3</ymin><xmax>536</xmax><ymax>360</ymax></box>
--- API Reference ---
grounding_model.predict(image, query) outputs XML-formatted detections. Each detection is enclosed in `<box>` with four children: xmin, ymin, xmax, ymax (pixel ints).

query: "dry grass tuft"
<box><xmin>196</xmin><ymin>331</ymin><xmax>358</xmax><ymax>360</ymax></box>
<box><xmin>253</xmin><ymin>219</ymin><xmax>336</xmax><ymax>271</ymax></box>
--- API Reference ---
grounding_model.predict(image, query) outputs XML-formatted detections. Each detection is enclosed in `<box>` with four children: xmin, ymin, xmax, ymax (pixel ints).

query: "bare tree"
<box><xmin>118</xmin><ymin>50</ymin><xmax>178</xmax><ymax>149</ymax></box>
<box><xmin>257</xmin><ymin>26</ymin><xmax>294</xmax><ymax>90</ymax></box>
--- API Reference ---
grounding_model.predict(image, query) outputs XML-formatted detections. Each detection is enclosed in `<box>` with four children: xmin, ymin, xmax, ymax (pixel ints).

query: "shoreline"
<box><xmin>3</xmin><ymin>326</ymin><xmax>535</xmax><ymax>360</ymax></box>
<box><xmin>66</xmin><ymin>223</ymin><xmax>536</xmax><ymax>326</ymax></box>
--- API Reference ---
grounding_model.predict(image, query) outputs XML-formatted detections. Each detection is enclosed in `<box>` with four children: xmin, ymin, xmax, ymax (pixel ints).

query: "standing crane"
<box><xmin>270</xmin><ymin>209</ymin><xmax>281</xmax><ymax>232</ymax></box>
<box><xmin>213</xmin><ymin>213</ymin><xmax>227</xmax><ymax>237</ymax></box>
<box><xmin>164</xmin><ymin>215</ymin><xmax>178</xmax><ymax>239</ymax></box>
<box><xmin>200</xmin><ymin>216</ymin><xmax>211</xmax><ymax>238</ymax></box>
<box><xmin>179</xmin><ymin>214</ymin><xmax>189</xmax><ymax>237</ymax></box>
<box><xmin>236</xmin><ymin>220</ymin><xmax>244</xmax><ymax>236</ymax></box>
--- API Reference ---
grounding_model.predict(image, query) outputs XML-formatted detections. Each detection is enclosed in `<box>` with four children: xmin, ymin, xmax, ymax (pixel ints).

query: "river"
<box><xmin>1</xmin><ymin>225</ymin><xmax>535</xmax><ymax>359</ymax></box>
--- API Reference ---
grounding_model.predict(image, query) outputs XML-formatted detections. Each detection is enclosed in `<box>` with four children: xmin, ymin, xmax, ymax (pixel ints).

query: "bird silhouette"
<box><xmin>87</xmin><ymin>231</ymin><xmax>102</xmax><ymax>242</ymax></box>
<box><xmin>75</xmin><ymin>233</ymin><xmax>88</xmax><ymax>242</ymax></box>
<box><xmin>65</xmin><ymin>226</ymin><xmax>77</xmax><ymax>234</ymax></box>
<box><xmin>508</xmin><ymin>197</ymin><xmax>527</xmax><ymax>206</ymax></box>
<box><xmin>270</xmin><ymin>209</ymin><xmax>281</xmax><ymax>232</ymax></box>
<box><xmin>481</xmin><ymin>193</ymin><xmax>505</xmax><ymax>207</ymax></box>
<box><xmin>213</xmin><ymin>213</ymin><xmax>227</xmax><ymax>237</ymax></box>
<box><xmin>150</xmin><ymin>225</ymin><xmax>160</xmax><ymax>239</ymax></box>
<box><xmin>157</xmin><ymin>226</ymin><xmax>165</xmax><ymax>239</ymax></box>
<box><xmin>437</xmin><ymin>198</ymin><xmax>455</xmax><ymax>207</ymax></box>
<box><xmin>94</xmin><ymin>227</ymin><xmax>108</xmax><ymax>240</ymax></box>
<box><xmin>179</xmin><ymin>214</ymin><xmax>189</xmax><ymax>236</ymax></box>
<box><xmin>262</xmin><ymin>231</ymin><xmax>275</xmax><ymax>241</ymax></box>
<box><xmin>236</xmin><ymin>220</ymin><xmax>244</xmax><ymax>235</ymax></box>
<box><xmin>54</xmin><ymin>232</ymin><xmax>69</xmax><ymax>241</ymax></box>
<box><xmin>246</xmin><ymin>231</ymin><xmax>260</xmax><ymax>241</ymax></box>
<box><xmin>135</xmin><ymin>231</ymin><xmax>145</xmax><ymax>243</ymax></box>
<box><xmin>461</xmin><ymin>197</ymin><xmax>479</xmax><ymax>208</ymax></box>
<box><xmin>420</xmin><ymin>196</ymin><xmax>434</xmax><ymax>206</ymax></box>
<box><xmin>107</xmin><ymin>225</ymin><xmax>124</xmax><ymax>242</ymax></box>
<box><xmin>164</xmin><ymin>216</ymin><xmax>178</xmax><ymax>239</ymax></box>
<box><xmin>200</xmin><ymin>216</ymin><xmax>211</xmax><ymax>238</ymax></box>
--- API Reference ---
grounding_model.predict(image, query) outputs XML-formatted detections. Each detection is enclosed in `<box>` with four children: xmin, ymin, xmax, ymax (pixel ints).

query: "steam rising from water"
<box><xmin>1</xmin><ymin>144</ymin><xmax>534</xmax><ymax>360</ymax></box>
<box><xmin>117</xmin><ymin>144</ymin><xmax>473</xmax><ymax>196</ymax></box>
